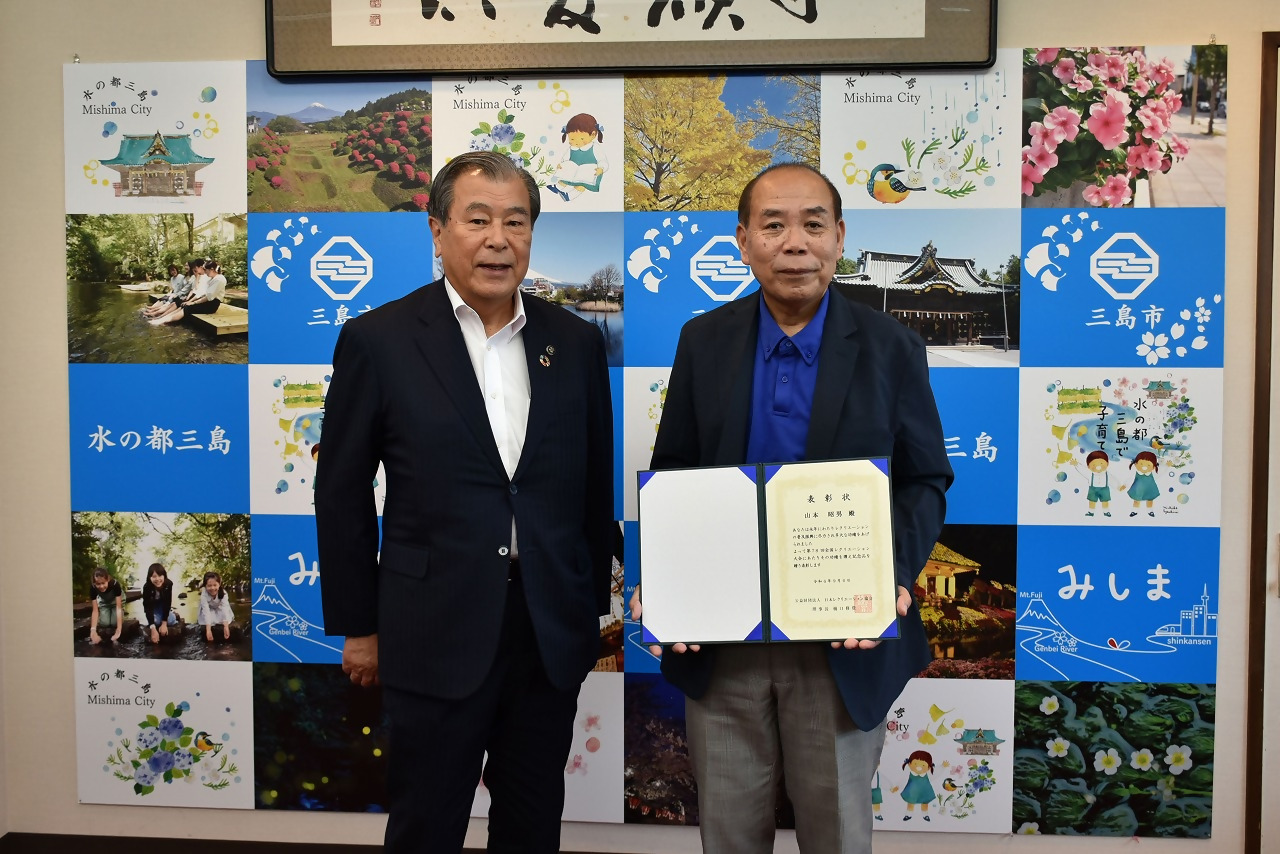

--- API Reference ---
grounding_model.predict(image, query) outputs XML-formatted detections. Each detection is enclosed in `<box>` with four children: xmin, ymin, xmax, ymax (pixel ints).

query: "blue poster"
<box><xmin>247</xmin><ymin>212</ymin><xmax>434</xmax><ymax>364</ymax></box>
<box><xmin>1015</xmin><ymin>525</ymin><xmax>1220</xmax><ymax>683</ymax></box>
<box><xmin>70</xmin><ymin>364</ymin><xmax>249</xmax><ymax>512</ymax></box>
<box><xmin>624</xmin><ymin>211</ymin><xmax>755</xmax><ymax>367</ymax></box>
<box><xmin>1021</xmin><ymin>208</ymin><xmax>1225</xmax><ymax>368</ymax></box>
<box><xmin>622</xmin><ymin>520</ymin><xmax>661</xmax><ymax>674</ymax></box>
<box><xmin>250</xmin><ymin>514</ymin><xmax>344</xmax><ymax>665</ymax></box>
<box><xmin>930</xmin><ymin>367</ymin><xmax>1018</xmax><ymax>524</ymax></box>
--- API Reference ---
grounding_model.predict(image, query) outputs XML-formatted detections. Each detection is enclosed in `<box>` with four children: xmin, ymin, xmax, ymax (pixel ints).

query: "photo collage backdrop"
<box><xmin>64</xmin><ymin>45</ymin><xmax>1224</xmax><ymax>837</ymax></box>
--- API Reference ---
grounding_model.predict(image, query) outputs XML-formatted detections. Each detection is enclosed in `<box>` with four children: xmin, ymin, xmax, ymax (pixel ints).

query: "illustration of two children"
<box><xmin>1082</xmin><ymin>449</ymin><xmax>1161</xmax><ymax>517</ymax></box>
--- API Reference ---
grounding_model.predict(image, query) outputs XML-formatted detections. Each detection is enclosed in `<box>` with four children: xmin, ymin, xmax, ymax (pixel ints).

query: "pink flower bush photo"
<box><xmin>1024</xmin><ymin>48</ymin><xmax>1190</xmax><ymax>207</ymax></box>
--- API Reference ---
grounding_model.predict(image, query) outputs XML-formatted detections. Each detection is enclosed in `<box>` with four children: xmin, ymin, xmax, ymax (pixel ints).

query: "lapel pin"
<box><xmin>545</xmin><ymin>345</ymin><xmax>556</xmax><ymax>355</ymax></box>
<box><xmin>539</xmin><ymin>354</ymin><xmax>551</xmax><ymax>367</ymax></box>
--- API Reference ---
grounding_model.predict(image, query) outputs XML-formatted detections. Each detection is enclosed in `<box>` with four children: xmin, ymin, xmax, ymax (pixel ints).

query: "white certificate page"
<box><xmin>637</xmin><ymin>466</ymin><xmax>763</xmax><ymax>644</ymax></box>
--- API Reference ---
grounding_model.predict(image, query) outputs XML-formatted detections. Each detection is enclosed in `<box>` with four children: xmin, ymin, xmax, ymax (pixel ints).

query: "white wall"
<box><xmin>1</xmin><ymin>1</ymin><xmax>1276</xmax><ymax>850</ymax></box>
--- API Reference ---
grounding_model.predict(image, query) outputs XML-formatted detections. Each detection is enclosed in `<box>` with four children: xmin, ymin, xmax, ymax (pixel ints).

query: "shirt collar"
<box><xmin>758</xmin><ymin>288</ymin><xmax>829</xmax><ymax>366</ymax></box>
<box><xmin>443</xmin><ymin>278</ymin><xmax>527</xmax><ymax>338</ymax></box>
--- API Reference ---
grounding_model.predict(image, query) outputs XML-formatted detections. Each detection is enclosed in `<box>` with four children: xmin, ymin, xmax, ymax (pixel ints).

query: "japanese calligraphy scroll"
<box><xmin>267</xmin><ymin>0</ymin><xmax>994</xmax><ymax>75</ymax></box>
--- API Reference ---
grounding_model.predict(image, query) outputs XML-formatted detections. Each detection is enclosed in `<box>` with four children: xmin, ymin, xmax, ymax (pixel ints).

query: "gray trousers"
<box><xmin>685</xmin><ymin>643</ymin><xmax>887</xmax><ymax>854</ymax></box>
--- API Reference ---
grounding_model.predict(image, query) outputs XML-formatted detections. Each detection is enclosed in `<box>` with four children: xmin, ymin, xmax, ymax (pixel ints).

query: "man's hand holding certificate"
<box><xmin>630</xmin><ymin>583</ymin><xmax>913</xmax><ymax>656</ymax></box>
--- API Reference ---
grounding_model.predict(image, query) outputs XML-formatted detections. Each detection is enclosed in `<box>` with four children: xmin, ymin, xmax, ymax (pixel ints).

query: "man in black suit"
<box><xmin>633</xmin><ymin>162</ymin><xmax>952</xmax><ymax>852</ymax></box>
<box><xmin>316</xmin><ymin>151</ymin><xmax>614</xmax><ymax>853</ymax></box>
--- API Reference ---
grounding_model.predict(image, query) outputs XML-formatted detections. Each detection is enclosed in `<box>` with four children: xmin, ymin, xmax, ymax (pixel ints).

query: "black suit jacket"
<box><xmin>316</xmin><ymin>280</ymin><xmax>614</xmax><ymax>699</ymax></box>
<box><xmin>651</xmin><ymin>284</ymin><xmax>952</xmax><ymax>730</ymax></box>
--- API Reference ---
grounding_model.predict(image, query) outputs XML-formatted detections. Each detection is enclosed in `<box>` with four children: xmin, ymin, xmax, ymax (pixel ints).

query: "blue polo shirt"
<box><xmin>745</xmin><ymin>290</ymin><xmax>830</xmax><ymax>464</ymax></box>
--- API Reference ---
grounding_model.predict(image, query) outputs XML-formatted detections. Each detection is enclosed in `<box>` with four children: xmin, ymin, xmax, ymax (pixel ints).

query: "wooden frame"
<box><xmin>1246</xmin><ymin>30</ymin><xmax>1278</xmax><ymax>854</ymax></box>
<box><xmin>266</xmin><ymin>0</ymin><xmax>996</xmax><ymax>78</ymax></box>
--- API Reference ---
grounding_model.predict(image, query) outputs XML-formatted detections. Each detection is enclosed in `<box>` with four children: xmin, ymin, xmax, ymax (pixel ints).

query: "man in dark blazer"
<box><xmin>316</xmin><ymin>151</ymin><xmax>614</xmax><ymax>853</ymax></box>
<box><xmin>633</xmin><ymin>162</ymin><xmax>952</xmax><ymax>852</ymax></box>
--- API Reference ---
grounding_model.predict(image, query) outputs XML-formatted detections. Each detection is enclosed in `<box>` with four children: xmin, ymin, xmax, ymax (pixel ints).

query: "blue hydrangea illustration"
<box><xmin>467</xmin><ymin>108</ymin><xmax>554</xmax><ymax>186</ymax></box>
<box><xmin>134</xmin><ymin>764</ymin><xmax>159</xmax><ymax>787</ymax></box>
<box><xmin>148</xmin><ymin>750</ymin><xmax>176</xmax><ymax>773</ymax></box>
<box><xmin>490</xmin><ymin>122</ymin><xmax>516</xmax><ymax>144</ymax></box>
<box><xmin>157</xmin><ymin>716</ymin><xmax>184</xmax><ymax>739</ymax></box>
<box><xmin>104</xmin><ymin>699</ymin><xmax>239</xmax><ymax>796</ymax></box>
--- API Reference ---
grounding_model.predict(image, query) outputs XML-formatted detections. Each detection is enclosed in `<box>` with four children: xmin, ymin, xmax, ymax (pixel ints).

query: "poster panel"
<box><xmin>65</xmin><ymin>62</ymin><xmax>247</xmax><ymax>217</ymax></box>
<box><xmin>821</xmin><ymin>50</ymin><xmax>1022</xmax><ymax>211</ymax></box>
<box><xmin>58</xmin><ymin>48</ymin><xmax>1227</xmax><ymax>838</ymax></box>
<box><xmin>929</xmin><ymin>367</ymin><xmax>1018</xmax><ymax>525</ymax></box>
<box><xmin>1021</xmin><ymin>208</ymin><xmax>1225</xmax><ymax>369</ymax></box>
<box><xmin>623</xmin><ymin>211</ymin><xmax>750</xmax><ymax>368</ymax></box>
<box><xmin>622</xmin><ymin>367</ymin><xmax>672</xmax><ymax>522</ymax></box>
<box><xmin>1017</xmin><ymin>367</ymin><xmax>1222</xmax><ymax>527</ymax></box>
<box><xmin>70</xmin><ymin>364</ymin><xmax>249</xmax><ymax>513</ymax></box>
<box><xmin>872</xmin><ymin>677</ymin><xmax>1014</xmax><ymax>833</ymax></box>
<box><xmin>623</xmin><ymin>672</ymin><xmax>696</xmax><ymax>825</ymax></box>
<box><xmin>840</xmin><ymin>207</ymin><xmax>1021</xmax><ymax>367</ymax></box>
<box><xmin>431</xmin><ymin>76</ymin><xmax>624</xmax><ymax>213</ymax></box>
<box><xmin>470</xmin><ymin>672</ymin><xmax>625</xmax><ymax>823</ymax></box>
<box><xmin>76</xmin><ymin>658</ymin><xmax>255</xmax><ymax>808</ymax></box>
<box><xmin>245</xmin><ymin>60</ymin><xmax>433</xmax><ymax>214</ymax></box>
<box><xmin>66</xmin><ymin>213</ymin><xmax>249</xmax><ymax>366</ymax></box>
<box><xmin>247</xmin><ymin>363</ymin><xmax>388</xmax><ymax>516</ymax></box>
<box><xmin>72</xmin><ymin>511</ymin><xmax>252</xmax><ymax>662</ymax></box>
<box><xmin>247</xmin><ymin>213</ymin><xmax>433</xmax><ymax>365</ymax></box>
<box><xmin>250</xmin><ymin>513</ymin><xmax>345</xmax><ymax>665</ymax></box>
<box><xmin>916</xmin><ymin>523</ymin><xmax>1016</xmax><ymax>681</ymax></box>
<box><xmin>1016</xmin><ymin>525</ymin><xmax>1220</xmax><ymax>683</ymax></box>
<box><xmin>1012</xmin><ymin>681</ymin><xmax>1213</xmax><ymax>837</ymax></box>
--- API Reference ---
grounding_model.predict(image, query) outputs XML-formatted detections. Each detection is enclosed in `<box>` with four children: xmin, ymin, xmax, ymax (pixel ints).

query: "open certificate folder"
<box><xmin>637</xmin><ymin>458</ymin><xmax>899</xmax><ymax>645</ymax></box>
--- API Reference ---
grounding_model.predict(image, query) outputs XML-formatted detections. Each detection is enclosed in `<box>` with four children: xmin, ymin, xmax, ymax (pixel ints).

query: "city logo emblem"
<box><xmin>310</xmin><ymin>236</ymin><xmax>374</xmax><ymax>301</ymax></box>
<box><xmin>690</xmin><ymin>235</ymin><xmax>755</xmax><ymax>302</ymax></box>
<box><xmin>1089</xmin><ymin>233</ymin><xmax>1159</xmax><ymax>300</ymax></box>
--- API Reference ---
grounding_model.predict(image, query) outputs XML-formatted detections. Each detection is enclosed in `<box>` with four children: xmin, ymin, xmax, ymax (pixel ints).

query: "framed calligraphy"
<box><xmin>266</xmin><ymin>0</ymin><xmax>996</xmax><ymax>78</ymax></box>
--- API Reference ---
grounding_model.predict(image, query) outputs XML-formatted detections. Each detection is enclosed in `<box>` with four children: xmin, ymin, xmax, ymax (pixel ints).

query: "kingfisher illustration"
<box><xmin>194</xmin><ymin>731</ymin><xmax>224</xmax><ymax>756</ymax></box>
<box><xmin>867</xmin><ymin>164</ymin><xmax>923</xmax><ymax>205</ymax></box>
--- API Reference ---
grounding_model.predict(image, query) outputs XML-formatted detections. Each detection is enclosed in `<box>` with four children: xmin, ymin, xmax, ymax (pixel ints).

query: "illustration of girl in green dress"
<box><xmin>1126</xmin><ymin>450</ymin><xmax>1161</xmax><ymax>517</ymax></box>
<box><xmin>549</xmin><ymin>112</ymin><xmax>607</xmax><ymax>201</ymax></box>
<box><xmin>900</xmin><ymin>749</ymin><xmax>936</xmax><ymax>821</ymax></box>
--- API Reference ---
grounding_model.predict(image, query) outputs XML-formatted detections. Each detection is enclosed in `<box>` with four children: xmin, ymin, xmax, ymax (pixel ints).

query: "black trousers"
<box><xmin>382</xmin><ymin>580</ymin><xmax>581</xmax><ymax>853</ymax></box>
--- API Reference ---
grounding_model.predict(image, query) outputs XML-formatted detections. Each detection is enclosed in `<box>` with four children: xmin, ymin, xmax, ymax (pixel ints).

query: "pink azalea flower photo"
<box><xmin>1022</xmin><ymin>46</ymin><xmax>1222</xmax><ymax>208</ymax></box>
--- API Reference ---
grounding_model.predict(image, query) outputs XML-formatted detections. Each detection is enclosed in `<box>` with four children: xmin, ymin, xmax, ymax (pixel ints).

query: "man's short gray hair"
<box><xmin>427</xmin><ymin>151</ymin><xmax>541</xmax><ymax>226</ymax></box>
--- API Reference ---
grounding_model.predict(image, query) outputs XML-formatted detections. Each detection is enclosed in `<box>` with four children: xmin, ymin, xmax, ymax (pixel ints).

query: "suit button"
<box><xmin>498</xmin><ymin>546</ymin><xmax>509</xmax><ymax>556</ymax></box>
<box><xmin>509</xmin><ymin>484</ymin><xmax>518</xmax><ymax>494</ymax></box>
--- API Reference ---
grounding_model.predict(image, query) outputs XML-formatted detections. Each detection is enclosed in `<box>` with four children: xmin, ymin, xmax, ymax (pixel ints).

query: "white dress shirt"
<box><xmin>444</xmin><ymin>280</ymin><xmax>531</xmax><ymax>554</ymax></box>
